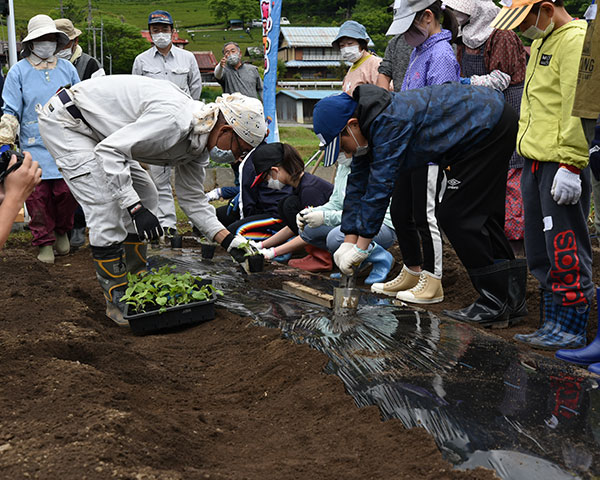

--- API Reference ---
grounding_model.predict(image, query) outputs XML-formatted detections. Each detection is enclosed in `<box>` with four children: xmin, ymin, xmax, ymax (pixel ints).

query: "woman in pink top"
<box><xmin>333</xmin><ymin>21</ymin><xmax>382</xmax><ymax>95</ymax></box>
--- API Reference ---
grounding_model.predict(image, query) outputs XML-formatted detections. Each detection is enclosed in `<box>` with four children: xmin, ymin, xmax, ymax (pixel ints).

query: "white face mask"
<box><xmin>266</xmin><ymin>170</ymin><xmax>285</xmax><ymax>190</ymax></box>
<box><xmin>56</xmin><ymin>48</ymin><xmax>72</xmax><ymax>60</ymax></box>
<box><xmin>151</xmin><ymin>32</ymin><xmax>172</xmax><ymax>49</ymax></box>
<box><xmin>226</xmin><ymin>53</ymin><xmax>241</xmax><ymax>66</ymax></box>
<box><xmin>32</xmin><ymin>41</ymin><xmax>57</xmax><ymax>59</ymax></box>
<box><xmin>346</xmin><ymin>126</ymin><xmax>369</xmax><ymax>157</ymax></box>
<box><xmin>340</xmin><ymin>45</ymin><xmax>362</xmax><ymax>63</ymax></box>
<box><xmin>522</xmin><ymin>9</ymin><xmax>555</xmax><ymax>40</ymax></box>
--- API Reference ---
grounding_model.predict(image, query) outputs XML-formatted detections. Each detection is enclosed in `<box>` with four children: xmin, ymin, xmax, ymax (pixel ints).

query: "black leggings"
<box><xmin>391</xmin><ymin>164</ymin><xmax>444</xmax><ymax>275</ymax></box>
<box><xmin>437</xmin><ymin>103</ymin><xmax>517</xmax><ymax>269</ymax></box>
<box><xmin>277</xmin><ymin>195</ymin><xmax>302</xmax><ymax>235</ymax></box>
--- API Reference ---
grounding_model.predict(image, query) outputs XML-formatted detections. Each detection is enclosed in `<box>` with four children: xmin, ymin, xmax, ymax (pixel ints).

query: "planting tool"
<box><xmin>333</xmin><ymin>268</ymin><xmax>360</xmax><ymax>316</ymax></box>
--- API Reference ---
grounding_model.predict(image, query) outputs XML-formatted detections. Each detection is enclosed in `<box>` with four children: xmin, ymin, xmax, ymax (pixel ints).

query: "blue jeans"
<box><xmin>300</xmin><ymin>224</ymin><xmax>396</xmax><ymax>253</ymax></box>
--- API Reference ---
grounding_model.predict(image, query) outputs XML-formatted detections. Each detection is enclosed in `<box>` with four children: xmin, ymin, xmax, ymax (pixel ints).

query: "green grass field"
<box><xmin>279</xmin><ymin>127</ymin><xmax>320</xmax><ymax>161</ymax></box>
<box><xmin>13</xmin><ymin>0</ymin><xmax>216</xmax><ymax>29</ymax></box>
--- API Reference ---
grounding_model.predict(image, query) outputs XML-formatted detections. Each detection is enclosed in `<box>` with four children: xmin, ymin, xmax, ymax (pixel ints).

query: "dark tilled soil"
<box><xmin>0</xmin><ymin>243</ymin><xmax>497</xmax><ymax>480</ymax></box>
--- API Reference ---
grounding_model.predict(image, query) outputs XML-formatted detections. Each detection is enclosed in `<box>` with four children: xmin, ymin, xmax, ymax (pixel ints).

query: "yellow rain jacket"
<box><xmin>517</xmin><ymin>20</ymin><xmax>589</xmax><ymax>170</ymax></box>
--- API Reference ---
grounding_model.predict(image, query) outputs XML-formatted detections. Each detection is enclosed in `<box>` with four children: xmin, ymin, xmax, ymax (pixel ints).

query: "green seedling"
<box><xmin>121</xmin><ymin>265</ymin><xmax>223</xmax><ymax>314</ymax></box>
<box><xmin>237</xmin><ymin>240</ymin><xmax>260</xmax><ymax>258</ymax></box>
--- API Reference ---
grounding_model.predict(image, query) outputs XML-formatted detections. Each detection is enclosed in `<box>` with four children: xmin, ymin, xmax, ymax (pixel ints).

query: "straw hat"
<box><xmin>54</xmin><ymin>18</ymin><xmax>82</xmax><ymax>40</ymax></box>
<box><xmin>22</xmin><ymin>14</ymin><xmax>69</xmax><ymax>48</ymax></box>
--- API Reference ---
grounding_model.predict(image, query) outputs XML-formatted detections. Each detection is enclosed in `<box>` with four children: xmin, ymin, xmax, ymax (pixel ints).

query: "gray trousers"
<box><xmin>522</xmin><ymin>158</ymin><xmax>593</xmax><ymax>306</ymax></box>
<box><xmin>37</xmin><ymin>93</ymin><xmax>159</xmax><ymax>247</ymax></box>
<box><xmin>148</xmin><ymin>164</ymin><xmax>177</xmax><ymax>229</ymax></box>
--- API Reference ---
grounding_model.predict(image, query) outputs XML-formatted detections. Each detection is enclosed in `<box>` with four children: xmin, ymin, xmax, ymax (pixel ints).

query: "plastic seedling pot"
<box><xmin>246</xmin><ymin>254</ymin><xmax>264</xmax><ymax>273</ymax></box>
<box><xmin>170</xmin><ymin>235</ymin><xmax>183</xmax><ymax>249</ymax></box>
<box><xmin>123</xmin><ymin>279</ymin><xmax>217</xmax><ymax>335</ymax></box>
<box><xmin>201</xmin><ymin>242</ymin><xmax>217</xmax><ymax>259</ymax></box>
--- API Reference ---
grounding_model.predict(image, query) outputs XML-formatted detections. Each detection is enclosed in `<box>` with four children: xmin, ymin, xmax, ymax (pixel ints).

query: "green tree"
<box><xmin>351</xmin><ymin>0</ymin><xmax>392</xmax><ymax>55</ymax></box>
<box><xmin>210</xmin><ymin>0</ymin><xmax>260</xmax><ymax>25</ymax></box>
<box><xmin>57</xmin><ymin>0</ymin><xmax>87</xmax><ymax>23</ymax></box>
<box><xmin>79</xmin><ymin>17</ymin><xmax>148</xmax><ymax>74</ymax></box>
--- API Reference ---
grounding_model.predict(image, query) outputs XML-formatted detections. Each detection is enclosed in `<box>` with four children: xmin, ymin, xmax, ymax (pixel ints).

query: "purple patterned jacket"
<box><xmin>401</xmin><ymin>29</ymin><xmax>461</xmax><ymax>91</ymax></box>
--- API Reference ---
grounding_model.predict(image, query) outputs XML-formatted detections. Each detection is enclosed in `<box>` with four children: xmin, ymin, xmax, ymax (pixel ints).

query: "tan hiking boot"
<box><xmin>396</xmin><ymin>271</ymin><xmax>444</xmax><ymax>304</ymax></box>
<box><xmin>371</xmin><ymin>265</ymin><xmax>420</xmax><ymax>296</ymax></box>
<box><xmin>37</xmin><ymin>245</ymin><xmax>55</xmax><ymax>264</ymax></box>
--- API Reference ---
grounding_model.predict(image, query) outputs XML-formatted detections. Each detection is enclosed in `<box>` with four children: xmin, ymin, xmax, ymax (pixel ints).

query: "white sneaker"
<box><xmin>371</xmin><ymin>265</ymin><xmax>420</xmax><ymax>296</ymax></box>
<box><xmin>396</xmin><ymin>271</ymin><xmax>444</xmax><ymax>304</ymax></box>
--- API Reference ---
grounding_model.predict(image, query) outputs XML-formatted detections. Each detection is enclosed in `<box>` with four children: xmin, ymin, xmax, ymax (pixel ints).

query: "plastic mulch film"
<box><xmin>151</xmin><ymin>252</ymin><xmax>599</xmax><ymax>479</ymax></box>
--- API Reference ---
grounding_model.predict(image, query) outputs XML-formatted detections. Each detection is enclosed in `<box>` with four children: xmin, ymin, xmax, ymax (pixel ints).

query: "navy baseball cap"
<box><xmin>313</xmin><ymin>92</ymin><xmax>358</xmax><ymax>166</ymax></box>
<box><xmin>250</xmin><ymin>142</ymin><xmax>284</xmax><ymax>188</ymax></box>
<box><xmin>148</xmin><ymin>10</ymin><xmax>173</xmax><ymax>25</ymax></box>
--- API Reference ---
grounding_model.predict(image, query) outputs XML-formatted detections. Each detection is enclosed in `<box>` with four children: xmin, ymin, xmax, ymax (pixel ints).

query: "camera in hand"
<box><xmin>0</xmin><ymin>148</ymin><xmax>24</xmax><ymax>183</ymax></box>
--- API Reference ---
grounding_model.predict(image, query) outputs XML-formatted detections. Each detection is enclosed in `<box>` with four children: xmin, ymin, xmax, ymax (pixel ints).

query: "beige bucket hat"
<box><xmin>23</xmin><ymin>14</ymin><xmax>69</xmax><ymax>48</ymax></box>
<box><xmin>54</xmin><ymin>18</ymin><xmax>82</xmax><ymax>40</ymax></box>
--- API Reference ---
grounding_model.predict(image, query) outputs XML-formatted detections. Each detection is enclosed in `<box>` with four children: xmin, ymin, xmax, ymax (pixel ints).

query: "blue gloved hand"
<box><xmin>227</xmin><ymin>193</ymin><xmax>240</xmax><ymax>216</ymax></box>
<box><xmin>589</xmin><ymin>124</ymin><xmax>600</xmax><ymax>181</ymax></box>
<box><xmin>460</xmin><ymin>77</ymin><xmax>471</xmax><ymax>85</ymax></box>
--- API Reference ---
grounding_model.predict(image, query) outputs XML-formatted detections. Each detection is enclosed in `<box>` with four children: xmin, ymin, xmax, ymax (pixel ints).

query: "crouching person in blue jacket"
<box><xmin>313</xmin><ymin>84</ymin><xmax>527</xmax><ymax>328</ymax></box>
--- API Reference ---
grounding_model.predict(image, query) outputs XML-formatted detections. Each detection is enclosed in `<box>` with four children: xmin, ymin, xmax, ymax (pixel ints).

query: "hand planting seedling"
<box><xmin>229</xmin><ymin>240</ymin><xmax>261</xmax><ymax>263</ymax></box>
<box><xmin>121</xmin><ymin>265</ymin><xmax>222</xmax><ymax>314</ymax></box>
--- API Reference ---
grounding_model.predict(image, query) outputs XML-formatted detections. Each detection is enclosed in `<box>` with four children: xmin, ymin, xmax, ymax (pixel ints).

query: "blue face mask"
<box><xmin>210</xmin><ymin>130</ymin><xmax>238</xmax><ymax>164</ymax></box>
<box><xmin>210</xmin><ymin>145</ymin><xmax>236</xmax><ymax>164</ymax></box>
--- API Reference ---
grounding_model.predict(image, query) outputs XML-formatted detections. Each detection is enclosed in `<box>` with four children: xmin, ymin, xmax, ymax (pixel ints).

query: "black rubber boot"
<box><xmin>443</xmin><ymin>261</ymin><xmax>511</xmax><ymax>328</ymax></box>
<box><xmin>507</xmin><ymin>258</ymin><xmax>528</xmax><ymax>324</ymax></box>
<box><xmin>123</xmin><ymin>233</ymin><xmax>148</xmax><ymax>275</ymax></box>
<box><xmin>92</xmin><ymin>244</ymin><xmax>128</xmax><ymax>327</ymax></box>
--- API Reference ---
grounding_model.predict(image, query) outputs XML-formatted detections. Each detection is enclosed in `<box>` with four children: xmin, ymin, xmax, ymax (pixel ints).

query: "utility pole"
<box><xmin>87</xmin><ymin>0</ymin><xmax>92</xmax><ymax>54</ymax></box>
<box><xmin>99</xmin><ymin>19</ymin><xmax>103</xmax><ymax>66</ymax></box>
<box><xmin>60</xmin><ymin>0</ymin><xmax>63</xmax><ymax>16</ymax></box>
<box><xmin>6</xmin><ymin>0</ymin><xmax>17</xmax><ymax>68</ymax></box>
<box><xmin>92</xmin><ymin>23</ymin><xmax>96</xmax><ymax>59</ymax></box>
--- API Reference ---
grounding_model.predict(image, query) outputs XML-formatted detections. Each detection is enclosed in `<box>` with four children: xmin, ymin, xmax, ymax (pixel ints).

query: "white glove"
<box><xmin>470</xmin><ymin>70</ymin><xmax>511</xmax><ymax>91</ymax></box>
<box><xmin>334</xmin><ymin>243</ymin><xmax>371</xmax><ymax>275</ymax></box>
<box><xmin>551</xmin><ymin>167</ymin><xmax>581</xmax><ymax>205</ymax></box>
<box><xmin>303</xmin><ymin>210</ymin><xmax>325</xmax><ymax>229</ymax></box>
<box><xmin>206</xmin><ymin>187</ymin><xmax>222</xmax><ymax>202</ymax></box>
<box><xmin>333</xmin><ymin>242</ymin><xmax>355</xmax><ymax>266</ymax></box>
<box><xmin>259</xmin><ymin>247</ymin><xmax>277</xmax><ymax>260</ymax></box>
<box><xmin>226</xmin><ymin>234</ymin><xmax>248</xmax><ymax>252</ymax></box>
<box><xmin>249</xmin><ymin>240</ymin><xmax>263</xmax><ymax>250</ymax></box>
<box><xmin>296</xmin><ymin>207</ymin><xmax>312</xmax><ymax>232</ymax></box>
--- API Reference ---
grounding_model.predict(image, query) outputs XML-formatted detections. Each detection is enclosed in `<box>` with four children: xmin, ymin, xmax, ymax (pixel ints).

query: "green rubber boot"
<box><xmin>92</xmin><ymin>245</ymin><xmax>129</xmax><ymax>327</ymax></box>
<box><xmin>37</xmin><ymin>245</ymin><xmax>55</xmax><ymax>264</ymax></box>
<box><xmin>123</xmin><ymin>234</ymin><xmax>148</xmax><ymax>275</ymax></box>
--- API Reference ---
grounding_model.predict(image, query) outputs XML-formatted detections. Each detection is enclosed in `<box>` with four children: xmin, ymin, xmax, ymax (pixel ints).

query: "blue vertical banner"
<box><xmin>261</xmin><ymin>0</ymin><xmax>281</xmax><ymax>143</ymax></box>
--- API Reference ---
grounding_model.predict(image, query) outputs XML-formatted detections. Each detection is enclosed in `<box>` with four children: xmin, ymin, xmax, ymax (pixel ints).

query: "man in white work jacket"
<box><xmin>37</xmin><ymin>74</ymin><xmax>265</xmax><ymax>326</ymax></box>
<box><xmin>132</xmin><ymin>10</ymin><xmax>203</xmax><ymax>241</ymax></box>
